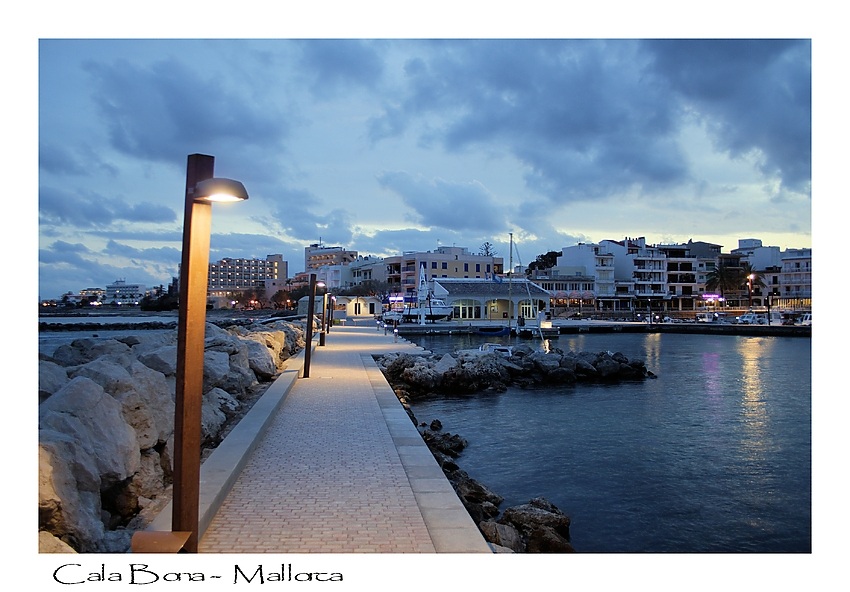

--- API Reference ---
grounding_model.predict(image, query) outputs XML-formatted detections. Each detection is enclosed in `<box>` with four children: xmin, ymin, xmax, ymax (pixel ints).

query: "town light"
<box><xmin>192</xmin><ymin>177</ymin><xmax>249</xmax><ymax>203</ymax></box>
<box><xmin>171</xmin><ymin>154</ymin><xmax>247</xmax><ymax>553</ymax></box>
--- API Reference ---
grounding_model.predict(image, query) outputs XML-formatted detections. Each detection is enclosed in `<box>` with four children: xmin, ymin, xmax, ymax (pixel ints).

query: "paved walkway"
<box><xmin>177</xmin><ymin>322</ymin><xmax>490</xmax><ymax>553</ymax></box>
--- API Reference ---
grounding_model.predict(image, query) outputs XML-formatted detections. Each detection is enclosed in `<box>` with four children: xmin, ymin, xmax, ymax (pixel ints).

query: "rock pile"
<box><xmin>377</xmin><ymin>343</ymin><xmax>654</xmax><ymax>398</ymax></box>
<box><xmin>38</xmin><ymin>319</ymin><xmax>308</xmax><ymax>553</ymax></box>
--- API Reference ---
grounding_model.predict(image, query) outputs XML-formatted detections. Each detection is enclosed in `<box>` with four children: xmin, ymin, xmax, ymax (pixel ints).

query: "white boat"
<box><xmin>401</xmin><ymin>298</ymin><xmax>453</xmax><ymax>322</ymax></box>
<box><xmin>479</xmin><ymin>343</ymin><xmax>514</xmax><ymax>357</ymax></box>
<box><xmin>798</xmin><ymin>312</ymin><xmax>812</xmax><ymax>326</ymax></box>
<box><xmin>457</xmin><ymin>343</ymin><xmax>514</xmax><ymax>357</ymax></box>
<box><xmin>403</xmin><ymin>264</ymin><xmax>453</xmax><ymax>322</ymax></box>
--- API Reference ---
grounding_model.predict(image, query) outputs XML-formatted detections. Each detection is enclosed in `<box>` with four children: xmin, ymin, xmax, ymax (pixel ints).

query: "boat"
<box><xmin>457</xmin><ymin>343</ymin><xmax>514</xmax><ymax>357</ymax></box>
<box><xmin>402</xmin><ymin>264</ymin><xmax>453</xmax><ymax>322</ymax></box>
<box><xmin>475</xmin><ymin>325</ymin><xmax>511</xmax><ymax>336</ymax></box>
<box><xmin>381</xmin><ymin>310</ymin><xmax>403</xmax><ymax>323</ymax></box>
<box><xmin>399</xmin><ymin>297</ymin><xmax>453</xmax><ymax>322</ymax></box>
<box><xmin>797</xmin><ymin>312</ymin><xmax>812</xmax><ymax>326</ymax></box>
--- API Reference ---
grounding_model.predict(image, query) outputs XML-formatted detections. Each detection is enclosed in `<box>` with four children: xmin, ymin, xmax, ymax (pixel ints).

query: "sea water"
<box><xmin>407</xmin><ymin>332</ymin><xmax>812</xmax><ymax>553</ymax></box>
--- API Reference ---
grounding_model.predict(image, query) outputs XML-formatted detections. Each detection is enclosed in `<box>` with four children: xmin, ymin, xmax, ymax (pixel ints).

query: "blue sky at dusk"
<box><xmin>32</xmin><ymin>15</ymin><xmax>817</xmax><ymax>302</ymax></box>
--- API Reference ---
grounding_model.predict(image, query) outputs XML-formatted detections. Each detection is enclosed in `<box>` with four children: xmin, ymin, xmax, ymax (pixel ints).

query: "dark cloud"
<box><xmin>642</xmin><ymin>39</ymin><xmax>811</xmax><ymax>194</ymax></box>
<box><xmin>376</xmin><ymin>171</ymin><xmax>504</xmax><ymax>232</ymax></box>
<box><xmin>296</xmin><ymin>39</ymin><xmax>385</xmax><ymax>99</ymax></box>
<box><xmin>368</xmin><ymin>39</ymin><xmax>809</xmax><ymax>201</ymax></box>
<box><xmin>83</xmin><ymin>57</ymin><xmax>290</xmax><ymax>164</ymax></box>
<box><xmin>263</xmin><ymin>188</ymin><xmax>354</xmax><ymax>246</ymax></box>
<box><xmin>40</xmin><ymin>186</ymin><xmax>177</xmax><ymax>227</ymax></box>
<box><xmin>103</xmin><ymin>240</ymin><xmax>180</xmax><ymax>265</ymax></box>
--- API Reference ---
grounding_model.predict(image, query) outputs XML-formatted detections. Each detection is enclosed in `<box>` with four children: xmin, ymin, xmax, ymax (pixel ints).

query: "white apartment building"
<box><xmin>207</xmin><ymin>254</ymin><xmax>286</xmax><ymax>296</ymax></box>
<box><xmin>105</xmin><ymin>279</ymin><xmax>146</xmax><ymax>305</ymax></box>
<box><xmin>304</xmin><ymin>244</ymin><xmax>358</xmax><ymax>271</ymax></box>
<box><xmin>778</xmin><ymin>248</ymin><xmax>812</xmax><ymax>308</ymax></box>
<box><xmin>549</xmin><ymin>237</ymin><xmax>811</xmax><ymax>313</ymax></box>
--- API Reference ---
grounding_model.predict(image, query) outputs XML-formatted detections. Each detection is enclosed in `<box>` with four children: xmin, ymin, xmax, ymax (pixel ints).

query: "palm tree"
<box><xmin>740</xmin><ymin>262</ymin><xmax>766</xmax><ymax>307</ymax></box>
<box><xmin>705</xmin><ymin>264</ymin><xmax>739</xmax><ymax>304</ymax></box>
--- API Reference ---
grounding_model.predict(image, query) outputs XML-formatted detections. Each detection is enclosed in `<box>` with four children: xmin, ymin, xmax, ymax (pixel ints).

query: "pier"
<box><xmin>142</xmin><ymin>322</ymin><xmax>491</xmax><ymax>553</ymax></box>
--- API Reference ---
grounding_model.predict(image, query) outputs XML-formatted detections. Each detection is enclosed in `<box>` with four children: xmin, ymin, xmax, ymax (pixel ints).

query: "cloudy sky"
<box><xmin>35</xmin><ymin>31</ymin><xmax>813</xmax><ymax>300</ymax></box>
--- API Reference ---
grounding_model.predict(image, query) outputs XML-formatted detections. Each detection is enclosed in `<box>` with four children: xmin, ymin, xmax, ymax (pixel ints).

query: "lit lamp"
<box><xmin>173</xmin><ymin>154</ymin><xmax>247</xmax><ymax>553</ymax></box>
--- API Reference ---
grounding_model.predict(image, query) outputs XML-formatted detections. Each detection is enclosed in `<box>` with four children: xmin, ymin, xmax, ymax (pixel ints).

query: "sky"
<box><xmin>33</xmin><ymin>33</ymin><xmax>815</xmax><ymax>301</ymax></box>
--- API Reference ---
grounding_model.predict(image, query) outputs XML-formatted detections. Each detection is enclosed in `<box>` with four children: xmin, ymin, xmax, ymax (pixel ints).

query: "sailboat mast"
<box><xmin>508</xmin><ymin>232</ymin><xmax>513</xmax><ymax>330</ymax></box>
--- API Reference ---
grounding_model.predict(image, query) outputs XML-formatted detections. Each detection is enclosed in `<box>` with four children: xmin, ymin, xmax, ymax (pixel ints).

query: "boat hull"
<box><xmin>475</xmin><ymin>326</ymin><xmax>510</xmax><ymax>336</ymax></box>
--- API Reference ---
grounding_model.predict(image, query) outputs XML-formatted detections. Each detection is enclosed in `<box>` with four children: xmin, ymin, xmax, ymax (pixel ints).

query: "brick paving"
<box><xmin>198</xmin><ymin>323</ymin><xmax>487</xmax><ymax>553</ymax></box>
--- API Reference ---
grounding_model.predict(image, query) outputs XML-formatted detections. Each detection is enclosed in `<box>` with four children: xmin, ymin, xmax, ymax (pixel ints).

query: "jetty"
<box><xmin>142</xmin><ymin>322</ymin><xmax>491</xmax><ymax>553</ymax></box>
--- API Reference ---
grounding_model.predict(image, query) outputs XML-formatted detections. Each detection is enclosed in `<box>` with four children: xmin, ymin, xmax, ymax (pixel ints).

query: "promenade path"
<box><xmin>154</xmin><ymin>322</ymin><xmax>491</xmax><ymax>553</ymax></box>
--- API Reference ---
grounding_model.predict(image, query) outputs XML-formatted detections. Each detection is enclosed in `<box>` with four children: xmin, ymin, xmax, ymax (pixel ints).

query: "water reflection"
<box><xmin>737</xmin><ymin>337</ymin><xmax>775</xmax><ymax>463</ymax></box>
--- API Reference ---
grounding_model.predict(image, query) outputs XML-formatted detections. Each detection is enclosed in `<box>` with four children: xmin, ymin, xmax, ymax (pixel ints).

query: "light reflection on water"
<box><xmin>408</xmin><ymin>332</ymin><xmax>811</xmax><ymax>553</ymax></box>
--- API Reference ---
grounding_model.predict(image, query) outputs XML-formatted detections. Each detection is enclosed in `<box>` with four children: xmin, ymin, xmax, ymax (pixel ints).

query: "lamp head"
<box><xmin>192</xmin><ymin>178</ymin><xmax>249</xmax><ymax>203</ymax></box>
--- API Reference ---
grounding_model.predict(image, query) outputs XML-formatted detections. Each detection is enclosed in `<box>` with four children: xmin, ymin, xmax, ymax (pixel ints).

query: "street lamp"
<box><xmin>747</xmin><ymin>274</ymin><xmax>754</xmax><ymax>309</ymax></box>
<box><xmin>303</xmin><ymin>276</ymin><xmax>324</xmax><ymax>377</ymax></box>
<box><xmin>173</xmin><ymin>154</ymin><xmax>248</xmax><ymax>553</ymax></box>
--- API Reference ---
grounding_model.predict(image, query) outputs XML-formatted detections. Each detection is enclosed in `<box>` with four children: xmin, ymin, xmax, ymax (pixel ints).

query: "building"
<box><xmin>777</xmin><ymin>248</ymin><xmax>812</xmax><ymax>309</ymax></box>
<box><xmin>207</xmin><ymin>254</ymin><xmax>286</xmax><ymax>299</ymax></box>
<box><xmin>105</xmin><ymin>280</ymin><xmax>146</xmax><ymax>305</ymax></box>
<box><xmin>304</xmin><ymin>244</ymin><xmax>358</xmax><ymax>271</ymax></box>
<box><xmin>384</xmin><ymin>246</ymin><xmax>504</xmax><ymax>297</ymax></box>
<box><xmin>546</xmin><ymin>237</ymin><xmax>811</xmax><ymax>315</ymax></box>
<box><xmin>430</xmin><ymin>277</ymin><xmax>551</xmax><ymax>322</ymax></box>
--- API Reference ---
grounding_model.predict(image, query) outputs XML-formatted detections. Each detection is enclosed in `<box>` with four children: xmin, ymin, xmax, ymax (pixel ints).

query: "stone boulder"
<box><xmin>136</xmin><ymin>345</ymin><xmax>178</xmax><ymax>376</ymax></box>
<box><xmin>39</xmin><ymin>431</ymin><xmax>105</xmax><ymax>552</ymax></box>
<box><xmin>498</xmin><ymin>497</ymin><xmax>574</xmax><ymax>553</ymax></box>
<box><xmin>39</xmin><ymin>359</ymin><xmax>69</xmax><ymax>402</ymax></box>
<box><xmin>39</xmin><ymin>530</ymin><xmax>77</xmax><ymax>553</ymax></box>
<box><xmin>241</xmin><ymin>337</ymin><xmax>279</xmax><ymax>379</ymax></box>
<box><xmin>39</xmin><ymin>377</ymin><xmax>140</xmax><ymax>486</ymax></box>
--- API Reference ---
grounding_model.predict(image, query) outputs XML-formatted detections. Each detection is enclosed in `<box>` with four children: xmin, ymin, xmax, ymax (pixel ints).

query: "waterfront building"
<box><xmin>545</xmin><ymin>237</ymin><xmax>812</xmax><ymax>315</ymax></box>
<box><xmin>777</xmin><ymin>248</ymin><xmax>812</xmax><ymax>309</ymax></box>
<box><xmin>431</xmin><ymin>277</ymin><xmax>550</xmax><ymax>323</ymax></box>
<box><xmin>384</xmin><ymin>246</ymin><xmax>505</xmax><ymax>298</ymax></box>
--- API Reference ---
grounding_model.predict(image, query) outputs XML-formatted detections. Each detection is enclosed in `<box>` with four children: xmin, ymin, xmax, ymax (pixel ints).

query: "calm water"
<box><xmin>407</xmin><ymin>332</ymin><xmax>811</xmax><ymax>553</ymax></box>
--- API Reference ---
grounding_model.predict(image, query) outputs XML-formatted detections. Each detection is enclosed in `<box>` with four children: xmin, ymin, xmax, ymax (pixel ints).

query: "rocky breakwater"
<box><xmin>375</xmin><ymin>344</ymin><xmax>655</xmax><ymax>552</ymax></box>
<box><xmin>38</xmin><ymin>318</ymin><xmax>308</xmax><ymax>553</ymax></box>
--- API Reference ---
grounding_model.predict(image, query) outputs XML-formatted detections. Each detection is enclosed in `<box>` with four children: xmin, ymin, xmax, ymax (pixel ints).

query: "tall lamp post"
<box><xmin>303</xmin><ymin>276</ymin><xmax>324</xmax><ymax>377</ymax></box>
<box><xmin>173</xmin><ymin>154</ymin><xmax>248</xmax><ymax>553</ymax></box>
<box><xmin>747</xmin><ymin>274</ymin><xmax>754</xmax><ymax>309</ymax></box>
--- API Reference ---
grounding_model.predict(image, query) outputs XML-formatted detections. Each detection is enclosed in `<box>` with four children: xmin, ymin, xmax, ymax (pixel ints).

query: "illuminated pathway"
<box><xmin>195</xmin><ymin>323</ymin><xmax>491</xmax><ymax>553</ymax></box>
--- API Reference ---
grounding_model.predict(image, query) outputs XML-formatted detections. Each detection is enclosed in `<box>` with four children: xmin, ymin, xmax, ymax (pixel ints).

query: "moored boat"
<box><xmin>475</xmin><ymin>325</ymin><xmax>510</xmax><ymax>336</ymax></box>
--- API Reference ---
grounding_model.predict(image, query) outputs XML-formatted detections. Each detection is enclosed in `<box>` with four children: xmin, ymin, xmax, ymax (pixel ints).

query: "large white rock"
<box><xmin>39</xmin><ymin>431</ymin><xmax>105</xmax><ymax>552</ymax></box>
<box><xmin>39</xmin><ymin>376</ymin><xmax>140</xmax><ymax>486</ymax></box>
<box><xmin>39</xmin><ymin>359</ymin><xmax>69</xmax><ymax>400</ymax></box>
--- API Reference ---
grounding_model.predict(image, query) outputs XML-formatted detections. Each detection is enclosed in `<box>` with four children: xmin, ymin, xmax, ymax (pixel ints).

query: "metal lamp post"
<box><xmin>303</xmin><ymin>276</ymin><xmax>324</xmax><ymax>377</ymax></box>
<box><xmin>748</xmin><ymin>274</ymin><xmax>754</xmax><ymax>309</ymax></box>
<box><xmin>172</xmin><ymin>154</ymin><xmax>248</xmax><ymax>553</ymax></box>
